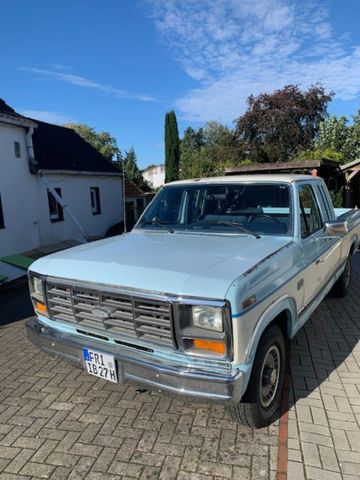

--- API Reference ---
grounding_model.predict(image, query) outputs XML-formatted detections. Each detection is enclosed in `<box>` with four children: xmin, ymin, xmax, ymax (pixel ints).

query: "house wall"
<box><xmin>0</xmin><ymin>121</ymin><xmax>124</xmax><ymax>256</ymax></box>
<box><xmin>142</xmin><ymin>165</ymin><xmax>165</xmax><ymax>189</ymax></box>
<box><xmin>36</xmin><ymin>173</ymin><xmax>124</xmax><ymax>245</ymax></box>
<box><xmin>0</xmin><ymin>123</ymin><xmax>40</xmax><ymax>256</ymax></box>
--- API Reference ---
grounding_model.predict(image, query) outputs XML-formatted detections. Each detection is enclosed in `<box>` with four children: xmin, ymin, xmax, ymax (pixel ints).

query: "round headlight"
<box><xmin>192</xmin><ymin>305</ymin><xmax>223</xmax><ymax>332</ymax></box>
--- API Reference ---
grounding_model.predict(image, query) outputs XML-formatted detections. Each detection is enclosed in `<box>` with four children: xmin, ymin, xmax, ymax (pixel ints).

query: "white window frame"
<box><xmin>90</xmin><ymin>187</ymin><xmax>101</xmax><ymax>215</ymax></box>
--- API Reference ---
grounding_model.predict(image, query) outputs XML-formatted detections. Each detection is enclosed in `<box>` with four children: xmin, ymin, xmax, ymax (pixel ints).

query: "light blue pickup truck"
<box><xmin>27</xmin><ymin>175</ymin><xmax>360</xmax><ymax>427</ymax></box>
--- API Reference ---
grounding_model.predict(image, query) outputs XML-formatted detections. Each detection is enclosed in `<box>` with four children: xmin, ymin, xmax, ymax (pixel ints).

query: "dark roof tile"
<box><xmin>125</xmin><ymin>177</ymin><xmax>145</xmax><ymax>196</ymax></box>
<box><xmin>0</xmin><ymin>98</ymin><xmax>28</xmax><ymax>119</ymax></box>
<box><xmin>32</xmin><ymin>121</ymin><xmax>121</xmax><ymax>174</ymax></box>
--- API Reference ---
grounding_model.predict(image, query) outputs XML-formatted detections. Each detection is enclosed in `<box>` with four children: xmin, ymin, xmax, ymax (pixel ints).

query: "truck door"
<box><xmin>298</xmin><ymin>184</ymin><xmax>341</xmax><ymax>307</ymax></box>
<box><xmin>313</xmin><ymin>185</ymin><xmax>342</xmax><ymax>286</ymax></box>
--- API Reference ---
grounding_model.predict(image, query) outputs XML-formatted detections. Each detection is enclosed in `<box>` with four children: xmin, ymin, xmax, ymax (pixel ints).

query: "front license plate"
<box><xmin>83</xmin><ymin>348</ymin><xmax>118</xmax><ymax>383</ymax></box>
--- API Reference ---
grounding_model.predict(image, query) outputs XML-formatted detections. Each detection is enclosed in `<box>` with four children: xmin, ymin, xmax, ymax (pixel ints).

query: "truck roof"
<box><xmin>168</xmin><ymin>174</ymin><xmax>321</xmax><ymax>186</ymax></box>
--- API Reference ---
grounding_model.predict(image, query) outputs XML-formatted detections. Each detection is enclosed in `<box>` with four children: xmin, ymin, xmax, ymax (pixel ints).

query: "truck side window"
<box><xmin>298</xmin><ymin>185</ymin><xmax>323</xmax><ymax>238</ymax></box>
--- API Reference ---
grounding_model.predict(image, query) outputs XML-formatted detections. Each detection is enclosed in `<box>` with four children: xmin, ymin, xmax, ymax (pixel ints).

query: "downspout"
<box><xmin>39</xmin><ymin>173</ymin><xmax>89</xmax><ymax>243</ymax></box>
<box><xmin>25</xmin><ymin>126</ymin><xmax>39</xmax><ymax>173</ymax></box>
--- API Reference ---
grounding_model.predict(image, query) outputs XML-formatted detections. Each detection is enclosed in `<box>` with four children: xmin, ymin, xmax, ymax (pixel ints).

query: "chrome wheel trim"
<box><xmin>259</xmin><ymin>345</ymin><xmax>281</xmax><ymax>408</ymax></box>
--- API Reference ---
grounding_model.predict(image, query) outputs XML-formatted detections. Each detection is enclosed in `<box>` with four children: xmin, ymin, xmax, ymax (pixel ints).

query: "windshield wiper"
<box><xmin>140</xmin><ymin>219</ymin><xmax>175</xmax><ymax>233</ymax></box>
<box><xmin>201</xmin><ymin>220</ymin><xmax>261</xmax><ymax>239</ymax></box>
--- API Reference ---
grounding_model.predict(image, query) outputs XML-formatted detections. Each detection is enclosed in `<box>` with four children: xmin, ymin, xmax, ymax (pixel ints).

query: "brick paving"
<box><xmin>0</xmin><ymin>281</ymin><xmax>278</xmax><ymax>480</ymax></box>
<box><xmin>288</xmin><ymin>253</ymin><xmax>360</xmax><ymax>480</ymax></box>
<box><xmin>0</xmin><ymin>255</ymin><xmax>359</xmax><ymax>479</ymax></box>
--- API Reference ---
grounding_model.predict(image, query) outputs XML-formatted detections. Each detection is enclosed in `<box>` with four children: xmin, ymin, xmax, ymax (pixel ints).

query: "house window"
<box><xmin>0</xmin><ymin>194</ymin><xmax>5</xmax><ymax>229</ymax></box>
<box><xmin>14</xmin><ymin>141</ymin><xmax>21</xmax><ymax>158</ymax></box>
<box><xmin>90</xmin><ymin>187</ymin><xmax>101</xmax><ymax>215</ymax></box>
<box><xmin>47</xmin><ymin>188</ymin><xmax>64</xmax><ymax>222</ymax></box>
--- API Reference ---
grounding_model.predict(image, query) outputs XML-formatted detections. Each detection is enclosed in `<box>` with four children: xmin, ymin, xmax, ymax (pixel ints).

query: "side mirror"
<box><xmin>324</xmin><ymin>220</ymin><xmax>348</xmax><ymax>236</ymax></box>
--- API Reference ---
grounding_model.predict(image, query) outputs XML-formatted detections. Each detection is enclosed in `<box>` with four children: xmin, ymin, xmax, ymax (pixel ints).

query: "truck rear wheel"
<box><xmin>331</xmin><ymin>256</ymin><xmax>351</xmax><ymax>298</ymax></box>
<box><xmin>228</xmin><ymin>325</ymin><xmax>286</xmax><ymax>428</ymax></box>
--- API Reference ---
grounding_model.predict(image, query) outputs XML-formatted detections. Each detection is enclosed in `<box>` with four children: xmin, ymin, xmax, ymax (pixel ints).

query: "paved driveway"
<box><xmin>0</xmin><ymin>255</ymin><xmax>359</xmax><ymax>480</ymax></box>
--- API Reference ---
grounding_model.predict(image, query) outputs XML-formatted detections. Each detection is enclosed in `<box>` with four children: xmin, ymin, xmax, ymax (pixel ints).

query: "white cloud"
<box><xmin>146</xmin><ymin>0</ymin><xmax>360</xmax><ymax>121</ymax></box>
<box><xmin>20</xmin><ymin>67</ymin><xmax>157</xmax><ymax>102</ymax></box>
<box><xmin>18</xmin><ymin>109</ymin><xmax>73</xmax><ymax>125</ymax></box>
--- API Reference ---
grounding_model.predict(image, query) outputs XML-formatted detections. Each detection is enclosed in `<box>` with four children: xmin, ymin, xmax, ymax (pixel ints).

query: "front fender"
<box><xmin>241</xmin><ymin>295</ymin><xmax>297</xmax><ymax>393</ymax></box>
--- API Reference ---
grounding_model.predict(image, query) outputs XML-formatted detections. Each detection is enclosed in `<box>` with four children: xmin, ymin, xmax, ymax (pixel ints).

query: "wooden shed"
<box><xmin>225</xmin><ymin>159</ymin><xmax>344</xmax><ymax>194</ymax></box>
<box><xmin>341</xmin><ymin>159</ymin><xmax>360</xmax><ymax>208</ymax></box>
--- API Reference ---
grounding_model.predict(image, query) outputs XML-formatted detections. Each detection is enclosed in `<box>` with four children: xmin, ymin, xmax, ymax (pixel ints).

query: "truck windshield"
<box><xmin>137</xmin><ymin>183</ymin><xmax>292</xmax><ymax>236</ymax></box>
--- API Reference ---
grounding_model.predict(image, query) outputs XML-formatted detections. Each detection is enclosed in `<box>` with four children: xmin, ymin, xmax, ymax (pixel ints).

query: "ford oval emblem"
<box><xmin>91</xmin><ymin>307</ymin><xmax>112</xmax><ymax>319</ymax></box>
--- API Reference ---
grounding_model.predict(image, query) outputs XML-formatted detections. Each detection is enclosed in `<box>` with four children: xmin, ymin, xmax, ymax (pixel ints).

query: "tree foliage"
<box><xmin>179</xmin><ymin>122</ymin><xmax>241</xmax><ymax>179</ymax></box>
<box><xmin>180</xmin><ymin>127</ymin><xmax>205</xmax><ymax>179</ymax></box>
<box><xmin>122</xmin><ymin>147</ymin><xmax>150</xmax><ymax>192</ymax></box>
<box><xmin>65</xmin><ymin>123</ymin><xmax>121</xmax><ymax>161</ymax></box>
<box><xmin>164</xmin><ymin>111</ymin><xmax>180</xmax><ymax>183</ymax></box>
<box><xmin>319</xmin><ymin>113</ymin><xmax>360</xmax><ymax>163</ymax></box>
<box><xmin>299</xmin><ymin>112</ymin><xmax>360</xmax><ymax>164</ymax></box>
<box><xmin>234</xmin><ymin>84</ymin><xmax>333</xmax><ymax>163</ymax></box>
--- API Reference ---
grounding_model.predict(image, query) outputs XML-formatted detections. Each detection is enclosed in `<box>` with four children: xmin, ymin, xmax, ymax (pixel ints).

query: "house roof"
<box><xmin>341</xmin><ymin>158</ymin><xmax>360</xmax><ymax>171</ymax></box>
<box><xmin>142</xmin><ymin>163</ymin><xmax>164</xmax><ymax>173</ymax></box>
<box><xmin>0</xmin><ymin>98</ymin><xmax>36</xmax><ymax>127</ymax></box>
<box><xmin>0</xmin><ymin>98</ymin><xmax>17</xmax><ymax>116</ymax></box>
<box><xmin>31</xmin><ymin>120</ymin><xmax>121</xmax><ymax>174</ymax></box>
<box><xmin>124</xmin><ymin>177</ymin><xmax>145</xmax><ymax>197</ymax></box>
<box><xmin>225</xmin><ymin>159</ymin><xmax>341</xmax><ymax>175</ymax></box>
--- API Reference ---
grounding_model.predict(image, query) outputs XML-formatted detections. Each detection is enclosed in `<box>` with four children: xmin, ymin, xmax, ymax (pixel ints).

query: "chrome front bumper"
<box><xmin>26</xmin><ymin>318</ymin><xmax>243</xmax><ymax>404</ymax></box>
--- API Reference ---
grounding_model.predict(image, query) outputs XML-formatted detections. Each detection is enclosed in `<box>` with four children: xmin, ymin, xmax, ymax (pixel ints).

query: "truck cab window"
<box><xmin>298</xmin><ymin>185</ymin><xmax>322</xmax><ymax>238</ymax></box>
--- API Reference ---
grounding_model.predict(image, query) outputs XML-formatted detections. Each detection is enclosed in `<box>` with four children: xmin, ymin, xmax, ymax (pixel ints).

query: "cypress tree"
<box><xmin>164</xmin><ymin>111</ymin><xmax>180</xmax><ymax>183</ymax></box>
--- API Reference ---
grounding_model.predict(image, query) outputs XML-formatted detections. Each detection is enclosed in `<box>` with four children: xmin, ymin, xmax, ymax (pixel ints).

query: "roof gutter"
<box><xmin>37</xmin><ymin>169</ymin><xmax>123</xmax><ymax>177</ymax></box>
<box><xmin>0</xmin><ymin>113</ymin><xmax>37</xmax><ymax>129</ymax></box>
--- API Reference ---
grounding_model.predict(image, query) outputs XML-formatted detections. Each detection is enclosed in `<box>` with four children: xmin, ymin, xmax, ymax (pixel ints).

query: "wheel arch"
<box><xmin>349</xmin><ymin>236</ymin><xmax>358</xmax><ymax>256</ymax></box>
<box><xmin>242</xmin><ymin>296</ymin><xmax>296</xmax><ymax>393</ymax></box>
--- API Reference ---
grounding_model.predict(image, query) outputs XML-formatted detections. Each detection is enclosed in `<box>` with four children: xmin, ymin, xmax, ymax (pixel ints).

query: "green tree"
<box><xmin>234</xmin><ymin>84</ymin><xmax>333</xmax><ymax>163</ymax></box>
<box><xmin>179</xmin><ymin>122</ymin><xmax>242</xmax><ymax>179</ymax></box>
<box><xmin>164</xmin><ymin>111</ymin><xmax>180</xmax><ymax>183</ymax></box>
<box><xmin>316</xmin><ymin>115</ymin><xmax>348</xmax><ymax>152</ymax></box>
<box><xmin>122</xmin><ymin>147</ymin><xmax>150</xmax><ymax>192</ymax></box>
<box><xmin>300</xmin><ymin>113</ymin><xmax>360</xmax><ymax>164</ymax></box>
<box><xmin>179</xmin><ymin>127</ymin><xmax>205</xmax><ymax>179</ymax></box>
<box><xmin>343</xmin><ymin>110</ymin><xmax>360</xmax><ymax>163</ymax></box>
<box><xmin>64</xmin><ymin>123</ymin><xmax>121</xmax><ymax>161</ymax></box>
<box><xmin>65</xmin><ymin>123</ymin><xmax>121</xmax><ymax>161</ymax></box>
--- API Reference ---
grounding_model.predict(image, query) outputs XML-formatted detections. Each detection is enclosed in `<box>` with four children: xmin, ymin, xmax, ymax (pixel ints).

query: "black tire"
<box><xmin>331</xmin><ymin>256</ymin><xmax>352</xmax><ymax>298</ymax></box>
<box><xmin>228</xmin><ymin>325</ymin><xmax>286</xmax><ymax>429</ymax></box>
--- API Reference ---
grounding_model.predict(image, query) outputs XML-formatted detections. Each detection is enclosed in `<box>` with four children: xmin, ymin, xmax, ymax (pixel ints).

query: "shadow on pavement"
<box><xmin>0</xmin><ymin>281</ymin><xmax>34</xmax><ymax>327</ymax></box>
<box><xmin>286</xmin><ymin>252</ymin><xmax>360</xmax><ymax>413</ymax></box>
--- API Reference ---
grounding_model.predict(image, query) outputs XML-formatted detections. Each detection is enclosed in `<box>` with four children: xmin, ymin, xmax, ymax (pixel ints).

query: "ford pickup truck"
<box><xmin>27</xmin><ymin>175</ymin><xmax>360</xmax><ymax>428</ymax></box>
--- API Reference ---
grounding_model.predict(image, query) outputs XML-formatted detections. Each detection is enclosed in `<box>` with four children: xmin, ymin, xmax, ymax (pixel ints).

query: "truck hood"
<box><xmin>30</xmin><ymin>231</ymin><xmax>291</xmax><ymax>299</ymax></box>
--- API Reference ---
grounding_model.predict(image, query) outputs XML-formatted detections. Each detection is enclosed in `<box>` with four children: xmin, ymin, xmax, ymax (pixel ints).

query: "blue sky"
<box><xmin>1</xmin><ymin>0</ymin><xmax>360</xmax><ymax>169</ymax></box>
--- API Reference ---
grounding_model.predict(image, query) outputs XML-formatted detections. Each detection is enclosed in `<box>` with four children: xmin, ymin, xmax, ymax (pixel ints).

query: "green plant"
<box><xmin>330</xmin><ymin>187</ymin><xmax>344</xmax><ymax>208</ymax></box>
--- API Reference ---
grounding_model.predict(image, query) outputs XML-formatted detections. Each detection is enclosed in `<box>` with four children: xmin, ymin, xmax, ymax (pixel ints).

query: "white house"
<box><xmin>142</xmin><ymin>164</ymin><xmax>165</xmax><ymax>189</ymax></box>
<box><xmin>0</xmin><ymin>98</ymin><xmax>124</xmax><ymax>257</ymax></box>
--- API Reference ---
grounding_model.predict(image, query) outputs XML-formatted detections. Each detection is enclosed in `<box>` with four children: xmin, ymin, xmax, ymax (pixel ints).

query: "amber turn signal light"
<box><xmin>35</xmin><ymin>301</ymin><xmax>48</xmax><ymax>316</ymax></box>
<box><xmin>192</xmin><ymin>339</ymin><xmax>226</xmax><ymax>355</ymax></box>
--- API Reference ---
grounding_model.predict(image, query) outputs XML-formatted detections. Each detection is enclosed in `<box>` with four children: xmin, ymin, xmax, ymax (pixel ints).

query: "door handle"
<box><xmin>316</xmin><ymin>242</ymin><xmax>341</xmax><ymax>265</ymax></box>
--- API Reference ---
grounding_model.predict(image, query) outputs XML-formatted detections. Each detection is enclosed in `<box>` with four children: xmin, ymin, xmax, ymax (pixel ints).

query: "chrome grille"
<box><xmin>45</xmin><ymin>283</ymin><xmax>175</xmax><ymax>348</ymax></box>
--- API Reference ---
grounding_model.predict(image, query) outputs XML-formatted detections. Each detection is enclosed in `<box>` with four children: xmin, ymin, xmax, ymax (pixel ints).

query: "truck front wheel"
<box><xmin>228</xmin><ymin>325</ymin><xmax>286</xmax><ymax>428</ymax></box>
